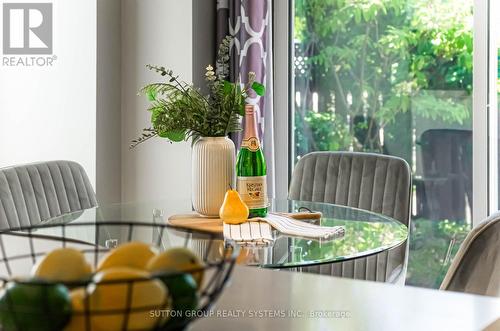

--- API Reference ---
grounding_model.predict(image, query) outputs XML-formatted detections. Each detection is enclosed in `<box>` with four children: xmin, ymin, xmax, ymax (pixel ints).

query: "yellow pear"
<box><xmin>219</xmin><ymin>189</ymin><xmax>249</xmax><ymax>224</ymax></box>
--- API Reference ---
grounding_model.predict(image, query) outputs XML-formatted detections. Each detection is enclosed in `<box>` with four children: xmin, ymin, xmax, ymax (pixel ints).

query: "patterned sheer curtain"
<box><xmin>216</xmin><ymin>0</ymin><xmax>275</xmax><ymax>198</ymax></box>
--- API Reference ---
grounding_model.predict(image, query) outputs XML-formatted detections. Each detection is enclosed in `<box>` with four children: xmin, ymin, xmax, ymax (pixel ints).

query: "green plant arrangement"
<box><xmin>130</xmin><ymin>36</ymin><xmax>265</xmax><ymax>149</ymax></box>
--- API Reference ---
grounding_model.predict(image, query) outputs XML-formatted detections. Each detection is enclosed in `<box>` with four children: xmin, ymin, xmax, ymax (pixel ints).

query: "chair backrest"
<box><xmin>289</xmin><ymin>152</ymin><xmax>411</xmax><ymax>225</ymax></box>
<box><xmin>440</xmin><ymin>213</ymin><xmax>500</xmax><ymax>297</ymax></box>
<box><xmin>289</xmin><ymin>152</ymin><xmax>412</xmax><ymax>282</ymax></box>
<box><xmin>0</xmin><ymin>160</ymin><xmax>97</xmax><ymax>229</ymax></box>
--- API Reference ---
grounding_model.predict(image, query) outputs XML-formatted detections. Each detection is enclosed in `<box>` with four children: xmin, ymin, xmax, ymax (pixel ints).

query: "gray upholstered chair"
<box><xmin>440</xmin><ymin>212</ymin><xmax>500</xmax><ymax>297</ymax></box>
<box><xmin>289</xmin><ymin>152</ymin><xmax>411</xmax><ymax>283</ymax></box>
<box><xmin>0</xmin><ymin>160</ymin><xmax>97</xmax><ymax>229</ymax></box>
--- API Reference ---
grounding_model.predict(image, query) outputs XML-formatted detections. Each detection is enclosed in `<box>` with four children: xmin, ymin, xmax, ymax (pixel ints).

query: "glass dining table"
<box><xmin>37</xmin><ymin>198</ymin><xmax>408</xmax><ymax>270</ymax></box>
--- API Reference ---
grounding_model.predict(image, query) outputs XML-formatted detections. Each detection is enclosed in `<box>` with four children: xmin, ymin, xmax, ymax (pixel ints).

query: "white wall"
<box><xmin>193</xmin><ymin>0</ymin><xmax>215</xmax><ymax>94</ymax></box>
<box><xmin>1</xmin><ymin>0</ymin><xmax>202</xmax><ymax>204</ymax></box>
<box><xmin>96</xmin><ymin>0</ymin><xmax>121</xmax><ymax>203</ymax></box>
<box><xmin>0</xmin><ymin>0</ymin><xmax>97</xmax><ymax>186</ymax></box>
<box><xmin>121</xmin><ymin>0</ymin><xmax>193</xmax><ymax>202</ymax></box>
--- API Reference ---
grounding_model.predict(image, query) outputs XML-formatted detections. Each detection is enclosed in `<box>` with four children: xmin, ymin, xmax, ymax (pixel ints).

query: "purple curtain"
<box><xmin>216</xmin><ymin>0</ymin><xmax>275</xmax><ymax>198</ymax></box>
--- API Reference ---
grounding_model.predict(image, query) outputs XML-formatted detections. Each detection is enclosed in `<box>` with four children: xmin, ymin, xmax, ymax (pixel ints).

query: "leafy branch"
<box><xmin>131</xmin><ymin>36</ymin><xmax>266</xmax><ymax>149</ymax></box>
<box><xmin>130</xmin><ymin>128</ymin><xmax>157</xmax><ymax>149</ymax></box>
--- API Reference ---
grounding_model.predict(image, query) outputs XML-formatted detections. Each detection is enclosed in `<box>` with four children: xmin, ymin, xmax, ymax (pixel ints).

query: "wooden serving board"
<box><xmin>166</xmin><ymin>212</ymin><xmax>322</xmax><ymax>234</ymax></box>
<box><xmin>167</xmin><ymin>214</ymin><xmax>224</xmax><ymax>234</ymax></box>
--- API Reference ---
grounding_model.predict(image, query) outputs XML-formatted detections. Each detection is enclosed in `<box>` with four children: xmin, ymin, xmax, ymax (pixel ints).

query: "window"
<box><xmin>290</xmin><ymin>0</ymin><xmax>474</xmax><ymax>288</ymax></box>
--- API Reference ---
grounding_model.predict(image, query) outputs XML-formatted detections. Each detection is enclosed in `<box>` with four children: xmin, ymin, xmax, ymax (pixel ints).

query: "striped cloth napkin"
<box><xmin>223</xmin><ymin>221</ymin><xmax>274</xmax><ymax>246</ymax></box>
<box><xmin>223</xmin><ymin>213</ymin><xmax>345</xmax><ymax>246</ymax></box>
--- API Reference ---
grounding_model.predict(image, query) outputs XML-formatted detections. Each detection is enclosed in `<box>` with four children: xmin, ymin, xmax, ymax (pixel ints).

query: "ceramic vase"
<box><xmin>192</xmin><ymin>137</ymin><xmax>235</xmax><ymax>216</ymax></box>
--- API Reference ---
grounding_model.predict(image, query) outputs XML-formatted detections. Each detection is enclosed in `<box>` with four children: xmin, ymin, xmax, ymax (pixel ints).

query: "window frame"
<box><xmin>273</xmin><ymin>0</ymin><xmax>293</xmax><ymax>200</ymax></box>
<box><xmin>473</xmin><ymin>0</ymin><xmax>498</xmax><ymax>225</ymax></box>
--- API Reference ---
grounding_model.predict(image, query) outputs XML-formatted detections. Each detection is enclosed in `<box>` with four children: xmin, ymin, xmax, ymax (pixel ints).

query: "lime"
<box><xmin>89</xmin><ymin>267</ymin><xmax>170</xmax><ymax>331</ymax></box>
<box><xmin>159</xmin><ymin>273</ymin><xmax>198</xmax><ymax>328</ymax></box>
<box><xmin>97</xmin><ymin>242</ymin><xmax>156</xmax><ymax>271</ymax></box>
<box><xmin>147</xmin><ymin>248</ymin><xmax>205</xmax><ymax>288</ymax></box>
<box><xmin>0</xmin><ymin>281</ymin><xmax>71</xmax><ymax>331</ymax></box>
<box><xmin>32</xmin><ymin>248</ymin><xmax>92</xmax><ymax>283</ymax></box>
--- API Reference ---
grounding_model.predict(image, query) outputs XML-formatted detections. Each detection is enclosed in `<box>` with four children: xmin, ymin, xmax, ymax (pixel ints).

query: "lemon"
<box><xmin>89</xmin><ymin>267</ymin><xmax>170</xmax><ymax>331</ymax></box>
<box><xmin>32</xmin><ymin>248</ymin><xmax>92</xmax><ymax>282</ymax></box>
<box><xmin>0</xmin><ymin>281</ymin><xmax>71</xmax><ymax>331</ymax></box>
<box><xmin>147</xmin><ymin>247</ymin><xmax>205</xmax><ymax>288</ymax></box>
<box><xmin>97</xmin><ymin>242</ymin><xmax>156</xmax><ymax>271</ymax></box>
<box><xmin>64</xmin><ymin>288</ymin><xmax>97</xmax><ymax>331</ymax></box>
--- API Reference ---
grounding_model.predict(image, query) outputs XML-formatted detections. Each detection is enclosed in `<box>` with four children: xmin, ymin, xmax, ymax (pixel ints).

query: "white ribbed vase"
<box><xmin>192</xmin><ymin>137</ymin><xmax>235</xmax><ymax>217</ymax></box>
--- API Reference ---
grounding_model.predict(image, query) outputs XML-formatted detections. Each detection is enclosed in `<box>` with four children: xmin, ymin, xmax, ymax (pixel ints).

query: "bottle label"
<box><xmin>237</xmin><ymin>176</ymin><xmax>268</xmax><ymax>209</ymax></box>
<box><xmin>241</xmin><ymin>137</ymin><xmax>260</xmax><ymax>152</ymax></box>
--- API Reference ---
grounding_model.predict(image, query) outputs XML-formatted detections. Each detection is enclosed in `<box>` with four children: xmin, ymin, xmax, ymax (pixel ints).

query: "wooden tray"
<box><xmin>167</xmin><ymin>214</ymin><xmax>224</xmax><ymax>234</ymax></box>
<box><xmin>166</xmin><ymin>212</ymin><xmax>322</xmax><ymax>234</ymax></box>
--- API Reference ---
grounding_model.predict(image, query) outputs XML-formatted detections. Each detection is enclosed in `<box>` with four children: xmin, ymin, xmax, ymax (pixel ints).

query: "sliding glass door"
<box><xmin>291</xmin><ymin>0</ymin><xmax>474</xmax><ymax>288</ymax></box>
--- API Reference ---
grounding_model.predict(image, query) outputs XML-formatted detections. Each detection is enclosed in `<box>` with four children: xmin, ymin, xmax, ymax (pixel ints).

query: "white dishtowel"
<box><xmin>223</xmin><ymin>221</ymin><xmax>274</xmax><ymax>246</ymax></box>
<box><xmin>223</xmin><ymin>213</ymin><xmax>345</xmax><ymax>246</ymax></box>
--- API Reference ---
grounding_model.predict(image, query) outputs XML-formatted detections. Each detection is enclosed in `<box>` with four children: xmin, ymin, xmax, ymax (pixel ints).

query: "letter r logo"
<box><xmin>3</xmin><ymin>3</ymin><xmax>53</xmax><ymax>54</ymax></box>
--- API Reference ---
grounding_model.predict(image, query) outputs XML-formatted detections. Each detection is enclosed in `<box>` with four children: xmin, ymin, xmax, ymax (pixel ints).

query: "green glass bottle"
<box><xmin>236</xmin><ymin>105</ymin><xmax>268</xmax><ymax>217</ymax></box>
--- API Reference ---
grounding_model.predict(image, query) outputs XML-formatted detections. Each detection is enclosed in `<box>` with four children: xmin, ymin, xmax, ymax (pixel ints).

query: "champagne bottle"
<box><xmin>236</xmin><ymin>105</ymin><xmax>268</xmax><ymax>217</ymax></box>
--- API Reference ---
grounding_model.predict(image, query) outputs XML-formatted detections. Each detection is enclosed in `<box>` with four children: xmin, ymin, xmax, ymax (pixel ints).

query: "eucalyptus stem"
<box><xmin>131</xmin><ymin>35</ymin><xmax>265</xmax><ymax>148</ymax></box>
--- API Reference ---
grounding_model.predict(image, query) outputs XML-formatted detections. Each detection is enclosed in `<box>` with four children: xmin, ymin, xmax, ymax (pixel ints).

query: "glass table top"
<box><xmin>38</xmin><ymin>199</ymin><xmax>408</xmax><ymax>269</ymax></box>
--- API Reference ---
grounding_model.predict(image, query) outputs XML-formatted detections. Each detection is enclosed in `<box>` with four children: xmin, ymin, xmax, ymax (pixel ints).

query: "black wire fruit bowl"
<box><xmin>0</xmin><ymin>221</ymin><xmax>238</xmax><ymax>331</ymax></box>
